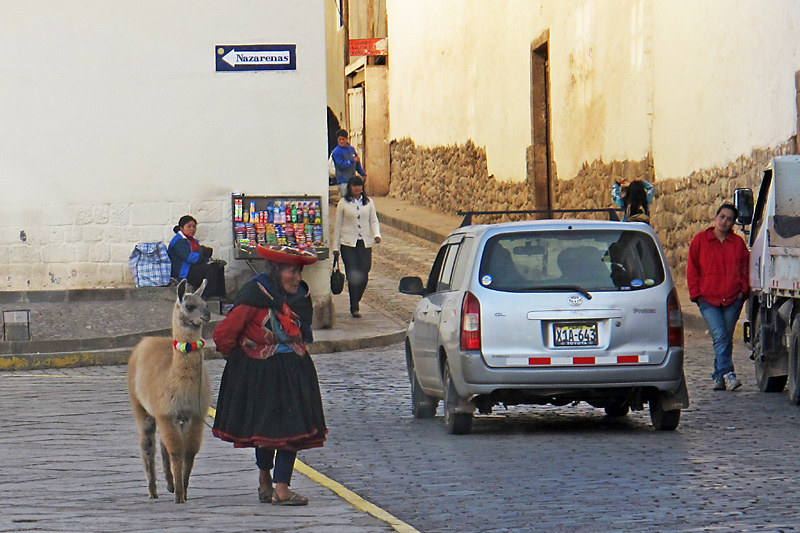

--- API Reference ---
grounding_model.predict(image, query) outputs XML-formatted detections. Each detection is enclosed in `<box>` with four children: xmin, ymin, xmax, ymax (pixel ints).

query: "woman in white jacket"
<box><xmin>332</xmin><ymin>176</ymin><xmax>381</xmax><ymax>317</ymax></box>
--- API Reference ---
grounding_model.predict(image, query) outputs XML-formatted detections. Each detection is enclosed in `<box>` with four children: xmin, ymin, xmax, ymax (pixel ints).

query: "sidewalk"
<box><xmin>0</xmin><ymin>194</ymin><xmax>718</xmax><ymax>372</ymax></box>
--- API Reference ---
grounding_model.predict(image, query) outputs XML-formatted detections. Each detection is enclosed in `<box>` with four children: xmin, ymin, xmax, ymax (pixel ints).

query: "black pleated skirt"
<box><xmin>212</xmin><ymin>349</ymin><xmax>327</xmax><ymax>451</ymax></box>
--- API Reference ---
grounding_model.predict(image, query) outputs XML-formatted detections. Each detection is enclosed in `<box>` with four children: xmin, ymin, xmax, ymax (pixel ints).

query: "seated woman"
<box><xmin>168</xmin><ymin>215</ymin><xmax>227</xmax><ymax>300</ymax></box>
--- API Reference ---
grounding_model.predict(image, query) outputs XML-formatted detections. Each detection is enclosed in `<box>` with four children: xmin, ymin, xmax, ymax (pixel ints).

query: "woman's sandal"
<box><xmin>271</xmin><ymin>489</ymin><xmax>309</xmax><ymax>506</ymax></box>
<box><xmin>258</xmin><ymin>486</ymin><xmax>274</xmax><ymax>503</ymax></box>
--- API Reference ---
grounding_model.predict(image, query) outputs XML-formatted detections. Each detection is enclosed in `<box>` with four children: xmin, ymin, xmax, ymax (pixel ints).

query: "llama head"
<box><xmin>175</xmin><ymin>279</ymin><xmax>211</xmax><ymax>331</ymax></box>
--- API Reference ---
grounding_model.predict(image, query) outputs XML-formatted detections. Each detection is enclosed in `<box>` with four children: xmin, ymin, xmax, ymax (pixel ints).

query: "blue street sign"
<box><xmin>215</xmin><ymin>44</ymin><xmax>296</xmax><ymax>72</ymax></box>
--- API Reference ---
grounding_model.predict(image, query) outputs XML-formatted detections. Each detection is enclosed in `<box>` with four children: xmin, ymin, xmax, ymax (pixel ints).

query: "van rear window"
<box><xmin>478</xmin><ymin>230</ymin><xmax>665</xmax><ymax>292</ymax></box>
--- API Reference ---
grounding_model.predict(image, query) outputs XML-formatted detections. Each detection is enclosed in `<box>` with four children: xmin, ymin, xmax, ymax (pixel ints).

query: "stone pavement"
<box><xmin>0</xmin><ymin>361</ymin><xmax>407</xmax><ymax>533</ymax></box>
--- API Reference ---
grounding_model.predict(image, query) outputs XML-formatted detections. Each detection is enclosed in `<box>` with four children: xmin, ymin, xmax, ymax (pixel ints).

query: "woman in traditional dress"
<box><xmin>212</xmin><ymin>245</ymin><xmax>326</xmax><ymax>506</ymax></box>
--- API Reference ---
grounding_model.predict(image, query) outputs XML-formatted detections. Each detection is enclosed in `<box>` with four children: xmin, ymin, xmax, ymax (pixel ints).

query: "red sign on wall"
<box><xmin>349</xmin><ymin>38</ymin><xmax>388</xmax><ymax>57</ymax></box>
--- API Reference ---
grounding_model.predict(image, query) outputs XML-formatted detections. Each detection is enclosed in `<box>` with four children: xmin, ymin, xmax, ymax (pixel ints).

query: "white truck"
<box><xmin>735</xmin><ymin>155</ymin><xmax>800</xmax><ymax>402</ymax></box>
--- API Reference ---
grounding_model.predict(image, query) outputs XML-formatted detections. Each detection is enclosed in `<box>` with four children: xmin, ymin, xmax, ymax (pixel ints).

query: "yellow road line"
<box><xmin>293</xmin><ymin>460</ymin><xmax>419</xmax><ymax>533</ymax></box>
<box><xmin>206</xmin><ymin>406</ymin><xmax>418</xmax><ymax>533</ymax></box>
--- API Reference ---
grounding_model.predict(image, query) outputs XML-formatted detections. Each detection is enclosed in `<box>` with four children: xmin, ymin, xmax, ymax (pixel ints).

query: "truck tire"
<box><xmin>754</xmin><ymin>313</ymin><xmax>788</xmax><ymax>393</ymax></box>
<box><xmin>788</xmin><ymin>319</ymin><xmax>800</xmax><ymax>405</ymax></box>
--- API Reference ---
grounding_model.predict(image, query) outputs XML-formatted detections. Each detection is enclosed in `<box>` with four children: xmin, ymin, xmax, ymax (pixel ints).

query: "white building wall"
<box><xmin>387</xmin><ymin>0</ymin><xmax>800</xmax><ymax>182</ymax></box>
<box><xmin>0</xmin><ymin>0</ymin><xmax>329</xmax><ymax>291</ymax></box>
<box><xmin>651</xmin><ymin>0</ymin><xmax>800</xmax><ymax>179</ymax></box>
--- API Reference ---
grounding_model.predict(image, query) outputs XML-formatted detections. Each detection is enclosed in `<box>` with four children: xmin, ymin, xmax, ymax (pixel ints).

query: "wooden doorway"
<box><xmin>531</xmin><ymin>34</ymin><xmax>553</xmax><ymax>217</ymax></box>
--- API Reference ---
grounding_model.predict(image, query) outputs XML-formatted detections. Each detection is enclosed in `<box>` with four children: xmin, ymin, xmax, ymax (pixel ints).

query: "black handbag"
<box><xmin>330</xmin><ymin>255</ymin><xmax>345</xmax><ymax>295</ymax></box>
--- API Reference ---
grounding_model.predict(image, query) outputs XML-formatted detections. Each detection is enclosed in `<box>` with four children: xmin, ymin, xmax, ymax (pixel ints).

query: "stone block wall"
<box><xmin>390</xmin><ymin>139</ymin><xmax>531</xmax><ymax>225</ymax></box>
<box><xmin>0</xmin><ymin>200</ymin><xmax>233</xmax><ymax>291</ymax></box>
<box><xmin>0</xmin><ymin>198</ymin><xmax>335</xmax><ymax>328</ymax></box>
<box><xmin>389</xmin><ymin>137</ymin><xmax>798</xmax><ymax>287</ymax></box>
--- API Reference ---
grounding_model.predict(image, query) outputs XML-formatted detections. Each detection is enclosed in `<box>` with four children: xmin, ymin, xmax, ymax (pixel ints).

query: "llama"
<box><xmin>127</xmin><ymin>279</ymin><xmax>211</xmax><ymax>503</ymax></box>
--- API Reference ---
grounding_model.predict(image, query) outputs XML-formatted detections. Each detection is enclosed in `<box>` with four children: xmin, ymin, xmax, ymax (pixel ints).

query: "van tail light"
<box><xmin>460</xmin><ymin>291</ymin><xmax>481</xmax><ymax>351</ymax></box>
<box><xmin>667</xmin><ymin>288</ymin><xmax>684</xmax><ymax>348</ymax></box>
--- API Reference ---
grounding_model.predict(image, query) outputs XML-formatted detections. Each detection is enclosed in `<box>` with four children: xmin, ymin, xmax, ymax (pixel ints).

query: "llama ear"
<box><xmin>177</xmin><ymin>279</ymin><xmax>188</xmax><ymax>302</ymax></box>
<box><xmin>194</xmin><ymin>279</ymin><xmax>207</xmax><ymax>298</ymax></box>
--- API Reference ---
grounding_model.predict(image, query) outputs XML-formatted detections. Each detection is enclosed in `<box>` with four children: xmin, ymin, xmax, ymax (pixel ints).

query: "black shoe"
<box><xmin>351</xmin><ymin>311</ymin><xmax>361</xmax><ymax>318</ymax></box>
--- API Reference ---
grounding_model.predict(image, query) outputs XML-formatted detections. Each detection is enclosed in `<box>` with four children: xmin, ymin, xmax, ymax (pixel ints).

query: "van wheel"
<box><xmin>411</xmin><ymin>367</ymin><xmax>438</xmax><ymax>419</ymax></box>
<box><xmin>649</xmin><ymin>396</ymin><xmax>680</xmax><ymax>431</ymax></box>
<box><xmin>787</xmin><ymin>319</ymin><xmax>800</xmax><ymax>405</ymax></box>
<box><xmin>754</xmin><ymin>313</ymin><xmax>788</xmax><ymax>393</ymax></box>
<box><xmin>604</xmin><ymin>405</ymin><xmax>629</xmax><ymax>417</ymax></box>
<box><xmin>443</xmin><ymin>361</ymin><xmax>473</xmax><ymax>435</ymax></box>
<box><xmin>406</xmin><ymin>345</ymin><xmax>438</xmax><ymax>418</ymax></box>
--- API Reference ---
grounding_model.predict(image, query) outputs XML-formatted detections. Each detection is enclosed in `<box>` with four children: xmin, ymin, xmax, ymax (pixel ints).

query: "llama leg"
<box><xmin>170</xmin><ymin>449</ymin><xmax>186</xmax><ymax>503</ymax></box>
<box><xmin>132</xmin><ymin>401</ymin><xmax>158</xmax><ymax>499</ymax></box>
<box><xmin>182</xmin><ymin>419</ymin><xmax>204</xmax><ymax>492</ymax></box>
<box><xmin>160</xmin><ymin>441</ymin><xmax>174</xmax><ymax>494</ymax></box>
<box><xmin>183</xmin><ymin>451</ymin><xmax>196</xmax><ymax>493</ymax></box>
<box><xmin>158</xmin><ymin>418</ymin><xmax>187</xmax><ymax>503</ymax></box>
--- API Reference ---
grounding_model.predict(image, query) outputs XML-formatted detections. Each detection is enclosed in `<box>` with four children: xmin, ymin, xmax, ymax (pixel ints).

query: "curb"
<box><xmin>308</xmin><ymin>330</ymin><xmax>406</xmax><ymax>355</ymax></box>
<box><xmin>377</xmin><ymin>211</ymin><xmax>449</xmax><ymax>245</ymax></box>
<box><xmin>0</xmin><ymin>328</ymin><xmax>408</xmax><ymax>371</ymax></box>
<box><xmin>0</xmin><ymin>311</ymin><xmax>728</xmax><ymax>372</ymax></box>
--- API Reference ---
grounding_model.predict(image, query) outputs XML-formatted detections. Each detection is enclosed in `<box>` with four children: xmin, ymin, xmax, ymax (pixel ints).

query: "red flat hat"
<box><xmin>256</xmin><ymin>244</ymin><xmax>318</xmax><ymax>266</ymax></box>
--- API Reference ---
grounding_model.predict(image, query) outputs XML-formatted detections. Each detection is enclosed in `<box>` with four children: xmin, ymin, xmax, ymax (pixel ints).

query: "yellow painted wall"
<box><xmin>387</xmin><ymin>0</ymin><xmax>800</xmax><ymax>182</ymax></box>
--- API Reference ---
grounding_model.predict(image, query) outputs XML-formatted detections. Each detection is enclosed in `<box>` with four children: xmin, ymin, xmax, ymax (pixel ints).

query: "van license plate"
<box><xmin>553</xmin><ymin>322</ymin><xmax>598</xmax><ymax>346</ymax></box>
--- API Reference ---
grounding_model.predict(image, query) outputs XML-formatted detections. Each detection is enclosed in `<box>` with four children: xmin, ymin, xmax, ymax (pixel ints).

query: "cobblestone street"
<box><xmin>304</xmin><ymin>331</ymin><xmax>800</xmax><ymax>532</ymax></box>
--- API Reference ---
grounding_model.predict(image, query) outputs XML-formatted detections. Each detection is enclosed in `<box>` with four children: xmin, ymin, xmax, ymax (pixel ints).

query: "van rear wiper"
<box><xmin>518</xmin><ymin>285</ymin><xmax>593</xmax><ymax>300</ymax></box>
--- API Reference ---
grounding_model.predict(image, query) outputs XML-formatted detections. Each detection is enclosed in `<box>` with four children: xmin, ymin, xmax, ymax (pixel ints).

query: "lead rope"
<box><xmin>200</xmin><ymin>347</ymin><xmax>214</xmax><ymax>429</ymax></box>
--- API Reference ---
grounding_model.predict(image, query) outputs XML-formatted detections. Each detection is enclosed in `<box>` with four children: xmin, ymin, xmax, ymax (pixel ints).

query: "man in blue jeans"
<box><xmin>687</xmin><ymin>203</ymin><xmax>750</xmax><ymax>390</ymax></box>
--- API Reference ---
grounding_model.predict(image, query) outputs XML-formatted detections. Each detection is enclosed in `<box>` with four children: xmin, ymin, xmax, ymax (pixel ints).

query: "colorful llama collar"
<box><xmin>173</xmin><ymin>339</ymin><xmax>205</xmax><ymax>353</ymax></box>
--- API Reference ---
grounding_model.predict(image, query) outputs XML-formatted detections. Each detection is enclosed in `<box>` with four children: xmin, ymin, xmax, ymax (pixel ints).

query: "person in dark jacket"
<box><xmin>212</xmin><ymin>244</ymin><xmax>326</xmax><ymax>506</ymax></box>
<box><xmin>331</xmin><ymin>129</ymin><xmax>367</xmax><ymax>198</ymax></box>
<box><xmin>167</xmin><ymin>215</ymin><xmax>226</xmax><ymax>300</ymax></box>
<box><xmin>687</xmin><ymin>203</ymin><xmax>749</xmax><ymax>391</ymax></box>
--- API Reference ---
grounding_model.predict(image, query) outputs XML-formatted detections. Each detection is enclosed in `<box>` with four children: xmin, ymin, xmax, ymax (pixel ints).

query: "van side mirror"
<box><xmin>398</xmin><ymin>276</ymin><xmax>425</xmax><ymax>296</ymax></box>
<box><xmin>734</xmin><ymin>188</ymin><xmax>754</xmax><ymax>225</ymax></box>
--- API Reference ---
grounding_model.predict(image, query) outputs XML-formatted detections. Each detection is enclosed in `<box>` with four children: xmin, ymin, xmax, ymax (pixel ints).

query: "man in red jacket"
<box><xmin>687</xmin><ymin>203</ymin><xmax>750</xmax><ymax>391</ymax></box>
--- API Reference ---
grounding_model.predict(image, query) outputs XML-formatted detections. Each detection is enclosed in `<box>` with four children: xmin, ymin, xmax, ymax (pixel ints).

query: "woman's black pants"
<box><xmin>187</xmin><ymin>261</ymin><xmax>226</xmax><ymax>300</ymax></box>
<box><xmin>340</xmin><ymin>240</ymin><xmax>372</xmax><ymax>314</ymax></box>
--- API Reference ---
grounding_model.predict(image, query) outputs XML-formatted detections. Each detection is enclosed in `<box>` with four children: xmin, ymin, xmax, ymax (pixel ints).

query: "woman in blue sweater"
<box><xmin>168</xmin><ymin>215</ymin><xmax>226</xmax><ymax>300</ymax></box>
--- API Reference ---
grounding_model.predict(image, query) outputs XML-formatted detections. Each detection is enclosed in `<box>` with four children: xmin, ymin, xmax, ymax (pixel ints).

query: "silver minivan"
<box><xmin>399</xmin><ymin>219</ymin><xmax>688</xmax><ymax>434</ymax></box>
